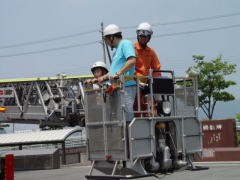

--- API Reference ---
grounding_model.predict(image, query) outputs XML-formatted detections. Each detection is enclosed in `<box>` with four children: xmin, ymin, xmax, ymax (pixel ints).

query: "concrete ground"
<box><xmin>15</xmin><ymin>162</ymin><xmax>240</xmax><ymax>180</ymax></box>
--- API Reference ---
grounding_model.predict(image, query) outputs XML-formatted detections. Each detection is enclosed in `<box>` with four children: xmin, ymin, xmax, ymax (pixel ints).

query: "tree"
<box><xmin>236</xmin><ymin>113</ymin><xmax>240</xmax><ymax>122</ymax></box>
<box><xmin>0</xmin><ymin>123</ymin><xmax>9</xmax><ymax>131</ymax></box>
<box><xmin>192</xmin><ymin>55</ymin><xmax>236</xmax><ymax>120</ymax></box>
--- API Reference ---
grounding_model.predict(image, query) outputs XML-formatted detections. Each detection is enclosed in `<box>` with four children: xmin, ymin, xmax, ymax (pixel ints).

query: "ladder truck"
<box><xmin>0</xmin><ymin>74</ymin><xmax>88</xmax><ymax>128</ymax></box>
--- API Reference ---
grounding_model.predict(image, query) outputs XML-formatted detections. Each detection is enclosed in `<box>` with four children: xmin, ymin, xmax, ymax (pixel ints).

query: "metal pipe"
<box><xmin>181</xmin><ymin>117</ymin><xmax>186</xmax><ymax>161</ymax></box>
<box><xmin>11</xmin><ymin>83</ymin><xmax>22</xmax><ymax>112</ymax></box>
<box><xmin>136</xmin><ymin>77</ymin><xmax>141</xmax><ymax>117</ymax></box>
<box><xmin>88</xmin><ymin>160</ymin><xmax>95</xmax><ymax>175</ymax></box>
<box><xmin>111</xmin><ymin>161</ymin><xmax>118</xmax><ymax>176</ymax></box>
<box><xmin>101</xmin><ymin>87</ymin><xmax>108</xmax><ymax>157</ymax></box>
<box><xmin>35</xmin><ymin>82</ymin><xmax>48</xmax><ymax>116</ymax></box>
<box><xmin>149</xmin><ymin>69</ymin><xmax>155</xmax><ymax>156</ymax></box>
<box><xmin>78</xmin><ymin>82</ymin><xmax>85</xmax><ymax>104</ymax></box>
<box><xmin>62</xmin><ymin>142</ymin><xmax>66</xmax><ymax>165</ymax></box>
<box><xmin>22</xmin><ymin>82</ymin><xmax>34</xmax><ymax>113</ymax></box>
<box><xmin>105</xmin><ymin>43</ymin><xmax>112</xmax><ymax>64</ymax></box>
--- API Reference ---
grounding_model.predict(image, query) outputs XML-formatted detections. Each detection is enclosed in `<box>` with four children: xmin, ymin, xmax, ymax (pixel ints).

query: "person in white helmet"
<box><xmin>86</xmin><ymin>61</ymin><xmax>108</xmax><ymax>87</ymax></box>
<box><xmin>134</xmin><ymin>23</ymin><xmax>187</xmax><ymax>169</ymax></box>
<box><xmin>99</xmin><ymin>24</ymin><xmax>136</xmax><ymax>122</ymax></box>
<box><xmin>135</xmin><ymin>22</ymin><xmax>161</xmax><ymax>80</ymax></box>
<box><xmin>134</xmin><ymin>22</ymin><xmax>161</xmax><ymax>117</ymax></box>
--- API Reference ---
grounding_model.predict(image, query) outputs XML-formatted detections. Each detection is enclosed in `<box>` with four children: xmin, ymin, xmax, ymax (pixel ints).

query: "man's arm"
<box><xmin>118</xmin><ymin>40</ymin><xmax>136</xmax><ymax>75</ymax></box>
<box><xmin>118</xmin><ymin>56</ymin><xmax>136</xmax><ymax>75</ymax></box>
<box><xmin>98</xmin><ymin>56</ymin><xmax>136</xmax><ymax>82</ymax></box>
<box><xmin>110</xmin><ymin>56</ymin><xmax>136</xmax><ymax>80</ymax></box>
<box><xmin>97</xmin><ymin>73</ymin><xmax>109</xmax><ymax>83</ymax></box>
<box><xmin>151</xmin><ymin>50</ymin><xmax>161</xmax><ymax>76</ymax></box>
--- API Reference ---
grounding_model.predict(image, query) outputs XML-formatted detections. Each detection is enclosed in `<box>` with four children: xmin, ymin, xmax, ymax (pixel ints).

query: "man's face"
<box><xmin>138</xmin><ymin>35</ymin><xmax>150</xmax><ymax>46</ymax></box>
<box><xmin>104</xmin><ymin>36</ymin><xmax>114</xmax><ymax>47</ymax></box>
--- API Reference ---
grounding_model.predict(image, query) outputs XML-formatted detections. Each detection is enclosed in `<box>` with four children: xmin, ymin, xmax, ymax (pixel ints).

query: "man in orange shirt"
<box><xmin>134</xmin><ymin>22</ymin><xmax>161</xmax><ymax>117</ymax></box>
<box><xmin>135</xmin><ymin>22</ymin><xmax>161</xmax><ymax>84</ymax></box>
<box><xmin>134</xmin><ymin>23</ymin><xmax>187</xmax><ymax>169</ymax></box>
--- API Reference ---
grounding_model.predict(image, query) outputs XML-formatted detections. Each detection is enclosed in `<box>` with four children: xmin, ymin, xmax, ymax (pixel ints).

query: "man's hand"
<box><xmin>109</xmin><ymin>74</ymin><xmax>119</xmax><ymax>80</ymax></box>
<box><xmin>96</xmin><ymin>73</ymin><xmax>109</xmax><ymax>83</ymax></box>
<box><xmin>139</xmin><ymin>82</ymin><xmax>148</xmax><ymax>89</ymax></box>
<box><xmin>97</xmin><ymin>75</ymin><xmax>107</xmax><ymax>83</ymax></box>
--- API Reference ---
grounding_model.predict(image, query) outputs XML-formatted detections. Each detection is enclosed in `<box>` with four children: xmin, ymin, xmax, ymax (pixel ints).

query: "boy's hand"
<box><xmin>91</xmin><ymin>78</ymin><xmax>98</xmax><ymax>84</ymax></box>
<box><xmin>86</xmin><ymin>79</ymin><xmax>92</xmax><ymax>84</ymax></box>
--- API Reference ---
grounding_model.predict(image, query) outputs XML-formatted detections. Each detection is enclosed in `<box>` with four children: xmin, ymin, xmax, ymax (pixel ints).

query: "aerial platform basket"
<box><xmin>84</xmin><ymin>71</ymin><xmax>203</xmax><ymax>180</ymax></box>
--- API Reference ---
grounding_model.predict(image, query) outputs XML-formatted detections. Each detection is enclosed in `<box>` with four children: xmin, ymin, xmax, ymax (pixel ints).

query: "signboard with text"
<box><xmin>202</xmin><ymin>119</ymin><xmax>237</xmax><ymax>148</ymax></box>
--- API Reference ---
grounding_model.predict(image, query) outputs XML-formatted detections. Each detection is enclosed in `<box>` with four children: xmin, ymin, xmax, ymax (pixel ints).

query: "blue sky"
<box><xmin>0</xmin><ymin>0</ymin><xmax>239</xmax><ymax>98</ymax></box>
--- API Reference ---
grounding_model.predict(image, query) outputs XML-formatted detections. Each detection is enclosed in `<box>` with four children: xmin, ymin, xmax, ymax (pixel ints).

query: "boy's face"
<box><xmin>93</xmin><ymin>68</ymin><xmax>104</xmax><ymax>78</ymax></box>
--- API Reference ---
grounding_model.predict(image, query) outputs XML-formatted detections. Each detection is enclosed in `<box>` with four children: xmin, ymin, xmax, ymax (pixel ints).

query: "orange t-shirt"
<box><xmin>134</xmin><ymin>42</ymin><xmax>161</xmax><ymax>79</ymax></box>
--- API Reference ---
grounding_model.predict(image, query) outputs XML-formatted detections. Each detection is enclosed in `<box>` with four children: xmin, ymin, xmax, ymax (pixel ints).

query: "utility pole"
<box><xmin>101</xmin><ymin>22</ymin><xmax>107</xmax><ymax>64</ymax></box>
<box><xmin>101</xmin><ymin>22</ymin><xmax>112</xmax><ymax>65</ymax></box>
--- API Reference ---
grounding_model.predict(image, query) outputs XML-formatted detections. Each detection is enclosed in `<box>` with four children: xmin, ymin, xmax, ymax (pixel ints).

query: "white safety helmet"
<box><xmin>136</xmin><ymin>22</ymin><xmax>153</xmax><ymax>36</ymax></box>
<box><xmin>91</xmin><ymin>61</ymin><xmax>108</xmax><ymax>73</ymax></box>
<box><xmin>103</xmin><ymin>24</ymin><xmax>121</xmax><ymax>37</ymax></box>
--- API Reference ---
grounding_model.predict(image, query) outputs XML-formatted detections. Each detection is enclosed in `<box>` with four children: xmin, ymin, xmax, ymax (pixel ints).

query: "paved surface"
<box><xmin>15</xmin><ymin>163</ymin><xmax>240</xmax><ymax>180</ymax></box>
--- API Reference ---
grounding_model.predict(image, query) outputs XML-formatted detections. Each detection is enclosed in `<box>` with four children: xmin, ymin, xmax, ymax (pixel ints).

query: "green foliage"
<box><xmin>192</xmin><ymin>55</ymin><xmax>237</xmax><ymax>120</ymax></box>
<box><xmin>236</xmin><ymin>113</ymin><xmax>240</xmax><ymax>122</ymax></box>
<box><xmin>237</xmin><ymin>133</ymin><xmax>240</xmax><ymax>147</ymax></box>
<box><xmin>0</xmin><ymin>123</ymin><xmax>9</xmax><ymax>131</ymax></box>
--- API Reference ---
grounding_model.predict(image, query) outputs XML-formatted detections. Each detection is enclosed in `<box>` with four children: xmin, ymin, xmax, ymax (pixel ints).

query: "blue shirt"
<box><xmin>109</xmin><ymin>40</ymin><xmax>136</xmax><ymax>86</ymax></box>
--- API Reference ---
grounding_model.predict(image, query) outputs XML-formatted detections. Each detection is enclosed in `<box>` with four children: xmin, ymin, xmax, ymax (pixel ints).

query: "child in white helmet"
<box><xmin>87</xmin><ymin>61</ymin><xmax>108</xmax><ymax>88</ymax></box>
